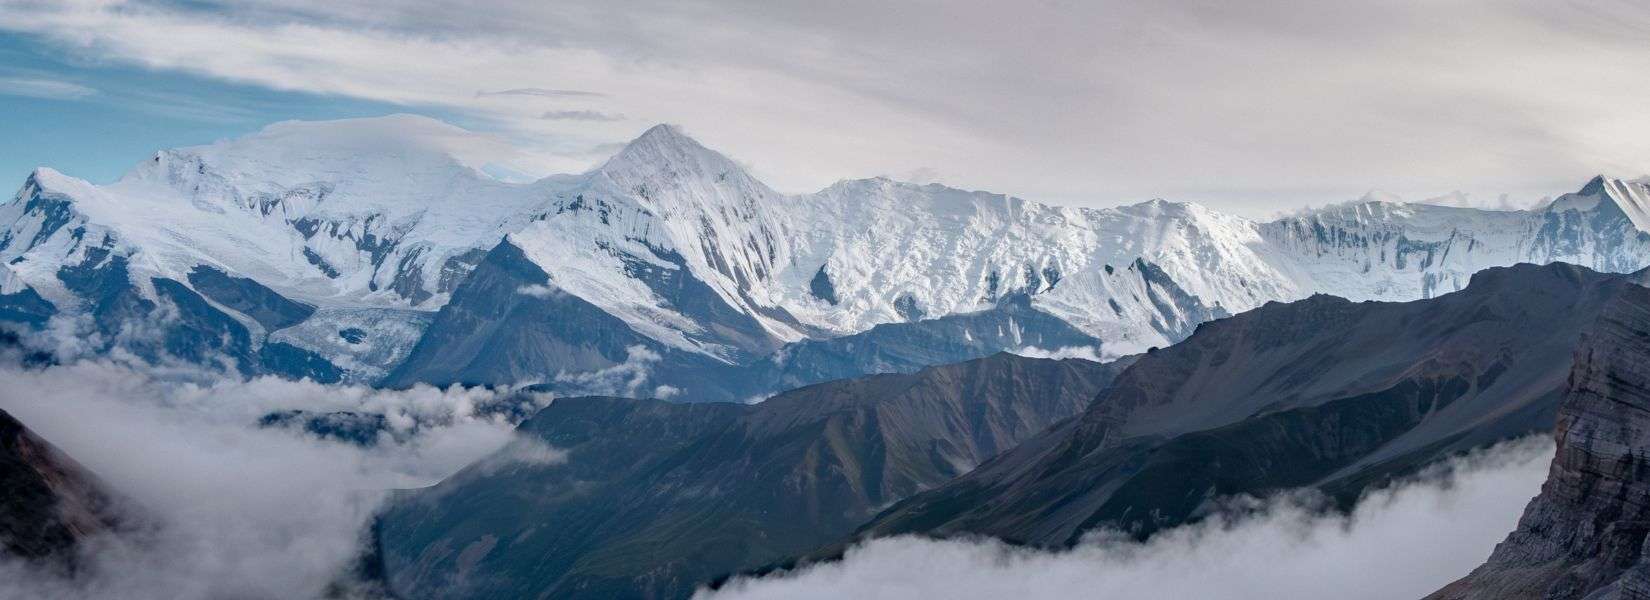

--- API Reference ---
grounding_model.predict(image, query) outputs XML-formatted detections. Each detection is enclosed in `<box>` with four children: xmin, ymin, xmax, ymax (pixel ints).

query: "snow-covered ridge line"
<box><xmin>4</xmin><ymin>114</ymin><xmax>1649</xmax><ymax>383</ymax></box>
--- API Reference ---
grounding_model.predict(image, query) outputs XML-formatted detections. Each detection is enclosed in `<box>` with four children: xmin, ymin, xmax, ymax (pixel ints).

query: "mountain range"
<box><xmin>4</xmin><ymin>115</ymin><xmax>1650</xmax><ymax>399</ymax></box>
<box><xmin>7</xmin><ymin>115</ymin><xmax>1650</xmax><ymax>598</ymax></box>
<box><xmin>366</xmin><ymin>261</ymin><xmax>1649</xmax><ymax>599</ymax></box>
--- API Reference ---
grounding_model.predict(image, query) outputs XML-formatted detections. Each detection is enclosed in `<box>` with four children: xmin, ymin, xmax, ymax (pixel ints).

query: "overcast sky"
<box><xmin>3</xmin><ymin>0</ymin><xmax>1648</xmax><ymax>216</ymax></box>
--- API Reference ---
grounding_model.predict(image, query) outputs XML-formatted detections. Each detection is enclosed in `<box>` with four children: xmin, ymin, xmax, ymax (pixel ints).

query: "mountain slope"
<box><xmin>852</xmin><ymin>262</ymin><xmax>1643</xmax><ymax>548</ymax></box>
<box><xmin>374</xmin><ymin>353</ymin><xmax>1130</xmax><ymax>599</ymax></box>
<box><xmin>0</xmin><ymin>409</ymin><xmax>127</xmax><ymax>567</ymax></box>
<box><xmin>1428</xmin><ymin>283</ymin><xmax>1650</xmax><ymax>600</ymax></box>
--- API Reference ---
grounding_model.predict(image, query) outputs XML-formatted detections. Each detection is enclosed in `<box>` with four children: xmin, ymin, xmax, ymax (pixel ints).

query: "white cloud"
<box><xmin>475</xmin><ymin>435</ymin><xmax>568</xmax><ymax>474</ymax></box>
<box><xmin>542</xmin><ymin>109</ymin><xmax>625</xmax><ymax>122</ymax></box>
<box><xmin>1008</xmin><ymin>345</ymin><xmax>1102</xmax><ymax>362</ymax></box>
<box><xmin>1413</xmin><ymin>190</ymin><xmax>1547</xmax><ymax>211</ymax></box>
<box><xmin>7</xmin><ymin>1</ymin><xmax>1648</xmax><ymax>215</ymax></box>
<box><xmin>552</xmin><ymin>344</ymin><xmax>665</xmax><ymax>398</ymax></box>
<box><xmin>0</xmin><ymin>359</ymin><xmax>535</xmax><ymax>599</ymax></box>
<box><xmin>703</xmin><ymin>436</ymin><xmax>1553</xmax><ymax>600</ymax></box>
<box><xmin>516</xmin><ymin>283</ymin><xmax>564</xmax><ymax>299</ymax></box>
<box><xmin>0</xmin><ymin>76</ymin><xmax>98</xmax><ymax>100</ymax></box>
<box><xmin>476</xmin><ymin>87</ymin><xmax>605</xmax><ymax>98</ymax></box>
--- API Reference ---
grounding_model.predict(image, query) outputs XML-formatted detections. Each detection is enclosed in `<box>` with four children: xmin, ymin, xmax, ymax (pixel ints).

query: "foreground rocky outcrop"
<box><xmin>0</xmin><ymin>409</ymin><xmax>126</xmax><ymax>568</ymax></box>
<box><xmin>1428</xmin><ymin>283</ymin><xmax>1650</xmax><ymax>600</ymax></box>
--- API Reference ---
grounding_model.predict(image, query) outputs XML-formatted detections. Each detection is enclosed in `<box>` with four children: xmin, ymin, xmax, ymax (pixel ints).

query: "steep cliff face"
<box><xmin>0</xmin><ymin>409</ymin><xmax>127</xmax><ymax>567</ymax></box>
<box><xmin>1428</xmin><ymin>284</ymin><xmax>1650</xmax><ymax>600</ymax></box>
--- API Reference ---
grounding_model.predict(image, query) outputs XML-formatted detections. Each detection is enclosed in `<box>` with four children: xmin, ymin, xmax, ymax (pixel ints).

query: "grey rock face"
<box><xmin>0</xmin><ymin>285</ymin><xmax>54</xmax><ymax>327</ymax></box>
<box><xmin>809</xmin><ymin>265</ymin><xmax>838</xmax><ymax>305</ymax></box>
<box><xmin>1128</xmin><ymin>257</ymin><xmax>1230</xmax><ymax>340</ymax></box>
<box><xmin>186</xmin><ymin>265</ymin><xmax>316</xmax><ymax>331</ymax></box>
<box><xmin>854</xmin><ymin>263</ymin><xmax>1643</xmax><ymax>548</ymax></box>
<box><xmin>374</xmin><ymin>353</ymin><xmax>1128</xmax><ymax>599</ymax></box>
<box><xmin>1428</xmin><ymin>283</ymin><xmax>1650</xmax><ymax>600</ymax></box>
<box><xmin>380</xmin><ymin>240</ymin><xmax>736</xmax><ymax>397</ymax></box>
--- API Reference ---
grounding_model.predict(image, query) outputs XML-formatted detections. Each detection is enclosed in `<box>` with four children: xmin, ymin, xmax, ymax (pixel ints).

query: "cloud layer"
<box><xmin>4</xmin><ymin>1</ymin><xmax>1649</xmax><ymax>214</ymax></box>
<box><xmin>704</xmin><ymin>436</ymin><xmax>1553</xmax><ymax>600</ymax></box>
<box><xmin>0</xmin><ymin>359</ymin><xmax>539</xmax><ymax>599</ymax></box>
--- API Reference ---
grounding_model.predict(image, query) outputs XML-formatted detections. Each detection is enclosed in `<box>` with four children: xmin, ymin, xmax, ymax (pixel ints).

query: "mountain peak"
<box><xmin>601</xmin><ymin>123</ymin><xmax>724</xmax><ymax>172</ymax></box>
<box><xmin>17</xmin><ymin>167</ymin><xmax>92</xmax><ymax>199</ymax></box>
<box><xmin>1579</xmin><ymin>174</ymin><xmax>1614</xmax><ymax>196</ymax></box>
<box><xmin>595</xmin><ymin>124</ymin><xmax>765</xmax><ymax>198</ymax></box>
<box><xmin>1560</xmin><ymin>175</ymin><xmax>1650</xmax><ymax>232</ymax></box>
<box><xmin>635</xmin><ymin>123</ymin><xmax>692</xmax><ymax>145</ymax></box>
<box><xmin>1116</xmin><ymin>197</ymin><xmax>1207</xmax><ymax>219</ymax></box>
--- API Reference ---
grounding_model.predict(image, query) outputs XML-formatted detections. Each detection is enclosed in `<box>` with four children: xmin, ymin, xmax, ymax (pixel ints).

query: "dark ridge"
<box><xmin>373</xmin><ymin>352</ymin><xmax>1130</xmax><ymax>599</ymax></box>
<box><xmin>845</xmin><ymin>262</ymin><xmax>1634</xmax><ymax>554</ymax></box>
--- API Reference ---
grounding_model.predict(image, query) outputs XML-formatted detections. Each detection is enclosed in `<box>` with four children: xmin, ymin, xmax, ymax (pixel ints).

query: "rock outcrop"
<box><xmin>1428</xmin><ymin>283</ymin><xmax>1650</xmax><ymax>600</ymax></box>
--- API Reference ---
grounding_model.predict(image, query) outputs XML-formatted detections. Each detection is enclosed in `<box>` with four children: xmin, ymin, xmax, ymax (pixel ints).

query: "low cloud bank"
<box><xmin>704</xmin><ymin>437</ymin><xmax>1554</xmax><ymax>600</ymax></box>
<box><xmin>1008</xmin><ymin>345</ymin><xmax>1103</xmax><ymax>362</ymax></box>
<box><xmin>553</xmin><ymin>344</ymin><xmax>674</xmax><ymax>398</ymax></box>
<box><xmin>0</xmin><ymin>359</ymin><xmax>538</xmax><ymax>599</ymax></box>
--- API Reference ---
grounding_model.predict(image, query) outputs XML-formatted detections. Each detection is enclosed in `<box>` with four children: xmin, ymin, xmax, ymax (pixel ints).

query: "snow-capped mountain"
<box><xmin>0</xmin><ymin>116</ymin><xmax>565</xmax><ymax>378</ymax></box>
<box><xmin>1263</xmin><ymin>176</ymin><xmax>1650</xmax><ymax>301</ymax></box>
<box><xmin>3</xmin><ymin>114</ymin><xmax>1648</xmax><ymax>397</ymax></box>
<box><xmin>13</xmin><ymin>116</ymin><xmax>555</xmax><ymax>308</ymax></box>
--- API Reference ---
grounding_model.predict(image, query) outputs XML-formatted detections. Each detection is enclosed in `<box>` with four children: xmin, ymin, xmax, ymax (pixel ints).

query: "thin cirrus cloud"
<box><xmin>2</xmin><ymin>1</ymin><xmax>1649</xmax><ymax>215</ymax></box>
<box><xmin>0</xmin><ymin>76</ymin><xmax>97</xmax><ymax>100</ymax></box>
<box><xmin>542</xmin><ymin>109</ymin><xmax>625</xmax><ymax>121</ymax></box>
<box><xmin>476</xmin><ymin>87</ymin><xmax>607</xmax><ymax>98</ymax></box>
